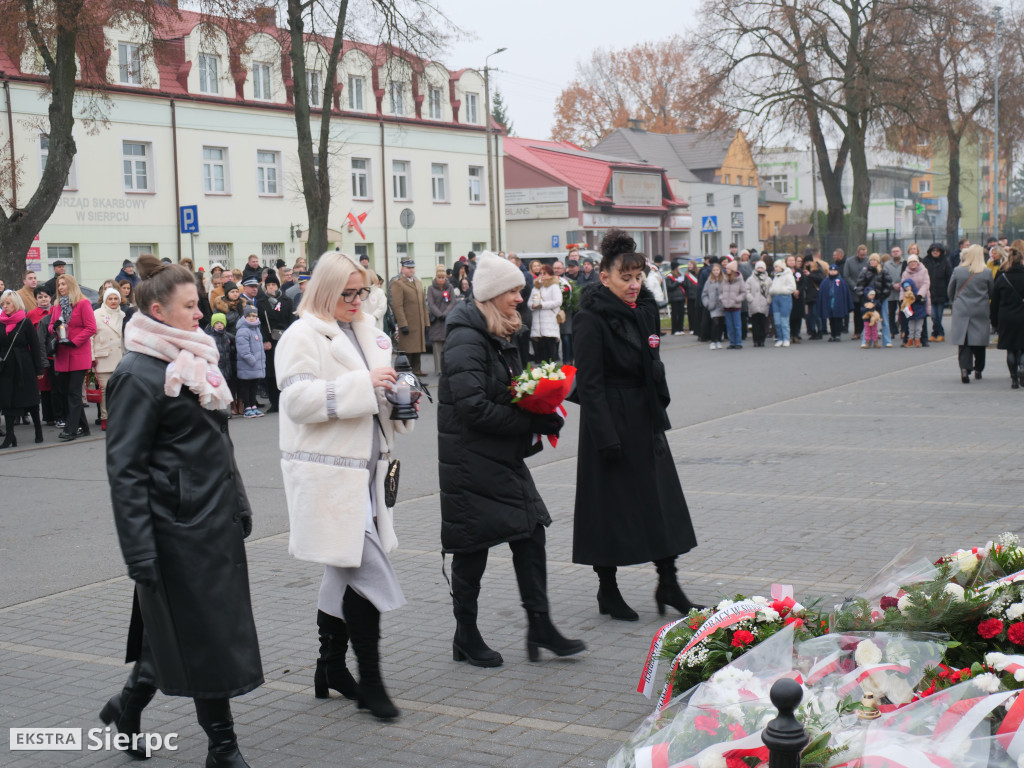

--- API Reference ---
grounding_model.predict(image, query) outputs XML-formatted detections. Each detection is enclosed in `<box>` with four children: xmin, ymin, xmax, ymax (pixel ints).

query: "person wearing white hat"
<box><xmin>90</xmin><ymin>287</ymin><xmax>125</xmax><ymax>431</ymax></box>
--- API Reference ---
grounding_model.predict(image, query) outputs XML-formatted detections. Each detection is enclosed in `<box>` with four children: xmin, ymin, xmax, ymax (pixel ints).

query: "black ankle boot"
<box><xmin>453</xmin><ymin>621</ymin><xmax>503</xmax><ymax>667</ymax></box>
<box><xmin>195</xmin><ymin>698</ymin><xmax>250</xmax><ymax>768</ymax></box>
<box><xmin>525</xmin><ymin>610</ymin><xmax>586</xmax><ymax>662</ymax></box>
<box><xmin>344</xmin><ymin>590</ymin><xmax>399</xmax><ymax>720</ymax></box>
<box><xmin>653</xmin><ymin>557</ymin><xmax>703</xmax><ymax>616</ymax></box>
<box><xmin>99</xmin><ymin>662</ymin><xmax>158</xmax><ymax>759</ymax></box>
<box><xmin>961</xmin><ymin>369</ymin><xmax>971</xmax><ymax>384</ymax></box>
<box><xmin>1013</xmin><ymin>374</ymin><xmax>1020</xmax><ymax>390</ymax></box>
<box><xmin>594</xmin><ymin>566</ymin><xmax>638</xmax><ymax>621</ymax></box>
<box><xmin>1</xmin><ymin>415</ymin><xmax>15</xmax><ymax>448</ymax></box>
<box><xmin>313</xmin><ymin>610</ymin><xmax>358</xmax><ymax>700</ymax></box>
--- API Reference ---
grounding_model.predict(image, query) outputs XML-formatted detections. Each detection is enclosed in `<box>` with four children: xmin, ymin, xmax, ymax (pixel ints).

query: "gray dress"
<box><xmin>948</xmin><ymin>267</ymin><xmax>994</xmax><ymax>346</ymax></box>
<box><xmin>317</xmin><ymin>323</ymin><xmax>405</xmax><ymax>617</ymax></box>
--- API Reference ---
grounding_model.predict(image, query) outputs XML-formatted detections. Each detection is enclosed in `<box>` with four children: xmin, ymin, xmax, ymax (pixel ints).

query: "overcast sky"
<box><xmin>436</xmin><ymin>0</ymin><xmax>702</xmax><ymax>142</ymax></box>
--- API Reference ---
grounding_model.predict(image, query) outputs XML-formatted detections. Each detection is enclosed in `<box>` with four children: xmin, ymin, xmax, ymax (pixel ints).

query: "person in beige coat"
<box><xmin>389</xmin><ymin>258</ymin><xmax>429</xmax><ymax>375</ymax></box>
<box><xmin>276</xmin><ymin>251</ymin><xmax>414</xmax><ymax>721</ymax></box>
<box><xmin>91</xmin><ymin>288</ymin><xmax>125</xmax><ymax>430</ymax></box>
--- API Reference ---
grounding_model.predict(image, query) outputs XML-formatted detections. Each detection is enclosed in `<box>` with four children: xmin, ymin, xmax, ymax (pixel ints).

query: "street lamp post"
<box><xmin>994</xmin><ymin>6</ymin><xmax>1002</xmax><ymax>240</ymax></box>
<box><xmin>484</xmin><ymin>47</ymin><xmax>507</xmax><ymax>251</ymax></box>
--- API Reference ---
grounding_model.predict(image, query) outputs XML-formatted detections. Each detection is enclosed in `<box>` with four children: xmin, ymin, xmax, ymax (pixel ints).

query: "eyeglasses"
<box><xmin>340</xmin><ymin>287</ymin><xmax>372</xmax><ymax>303</ymax></box>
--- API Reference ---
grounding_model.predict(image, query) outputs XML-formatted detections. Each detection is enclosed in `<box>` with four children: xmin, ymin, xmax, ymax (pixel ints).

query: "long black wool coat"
<box><xmin>571</xmin><ymin>285</ymin><xmax>697</xmax><ymax>566</ymax></box>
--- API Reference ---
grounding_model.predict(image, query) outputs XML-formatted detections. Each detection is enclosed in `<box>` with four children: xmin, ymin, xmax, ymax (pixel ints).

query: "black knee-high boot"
<box><xmin>451</xmin><ymin>552</ymin><xmax>503</xmax><ymax>667</ymax></box>
<box><xmin>654</xmin><ymin>557</ymin><xmax>703</xmax><ymax>616</ymax></box>
<box><xmin>195</xmin><ymin>698</ymin><xmax>250</xmax><ymax>768</ymax></box>
<box><xmin>1010</xmin><ymin>350</ymin><xmax>1023</xmax><ymax>389</ymax></box>
<box><xmin>313</xmin><ymin>610</ymin><xmax>358</xmax><ymax>699</ymax></box>
<box><xmin>29</xmin><ymin>405</ymin><xmax>43</xmax><ymax>443</ymax></box>
<box><xmin>594</xmin><ymin>565</ymin><xmax>638</xmax><ymax>621</ymax></box>
<box><xmin>1</xmin><ymin>414</ymin><xmax>16</xmax><ymax>449</ymax></box>
<box><xmin>343</xmin><ymin>588</ymin><xmax>399</xmax><ymax>720</ymax></box>
<box><xmin>99</xmin><ymin>650</ymin><xmax>158</xmax><ymax>759</ymax></box>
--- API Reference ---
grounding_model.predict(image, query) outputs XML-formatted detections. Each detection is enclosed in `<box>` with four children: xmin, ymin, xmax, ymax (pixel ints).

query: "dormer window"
<box><xmin>465</xmin><ymin>92</ymin><xmax>479</xmax><ymax>124</ymax></box>
<box><xmin>253</xmin><ymin>62</ymin><xmax>272</xmax><ymax>101</ymax></box>
<box><xmin>199</xmin><ymin>53</ymin><xmax>220</xmax><ymax>95</ymax></box>
<box><xmin>428</xmin><ymin>87</ymin><xmax>443</xmax><ymax>120</ymax></box>
<box><xmin>389</xmin><ymin>82</ymin><xmax>405</xmax><ymax>116</ymax></box>
<box><xmin>348</xmin><ymin>75</ymin><xmax>364</xmax><ymax>110</ymax></box>
<box><xmin>307</xmin><ymin>71</ymin><xmax>321</xmax><ymax>106</ymax></box>
<box><xmin>118</xmin><ymin>43</ymin><xmax>142</xmax><ymax>86</ymax></box>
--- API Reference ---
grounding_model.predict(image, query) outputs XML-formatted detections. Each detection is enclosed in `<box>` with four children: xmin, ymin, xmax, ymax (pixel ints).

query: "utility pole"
<box><xmin>483</xmin><ymin>47</ymin><xmax>506</xmax><ymax>250</ymax></box>
<box><xmin>994</xmin><ymin>6</ymin><xmax>1002</xmax><ymax>240</ymax></box>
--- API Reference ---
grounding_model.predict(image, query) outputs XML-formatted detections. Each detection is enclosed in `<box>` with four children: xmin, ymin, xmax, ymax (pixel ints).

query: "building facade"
<box><xmin>1</xmin><ymin>7</ymin><xmax>501</xmax><ymax>287</ymax></box>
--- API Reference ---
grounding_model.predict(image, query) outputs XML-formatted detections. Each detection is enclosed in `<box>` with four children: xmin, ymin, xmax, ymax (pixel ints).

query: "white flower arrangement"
<box><xmin>510</xmin><ymin>361</ymin><xmax>567</xmax><ymax>400</ymax></box>
<box><xmin>943</xmin><ymin>583</ymin><xmax>966</xmax><ymax>602</ymax></box>
<box><xmin>854</xmin><ymin>639</ymin><xmax>883</xmax><ymax>667</ymax></box>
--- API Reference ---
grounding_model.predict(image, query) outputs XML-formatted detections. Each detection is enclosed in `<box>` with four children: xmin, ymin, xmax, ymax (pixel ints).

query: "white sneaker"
<box><xmin>782</xmin><ymin>340</ymin><xmax>790</xmax><ymax>347</ymax></box>
<box><xmin>774</xmin><ymin>340</ymin><xmax>783</xmax><ymax>347</ymax></box>
<box><xmin>717</xmin><ymin>342</ymin><xmax>723</xmax><ymax>349</ymax></box>
<box><xmin>710</xmin><ymin>342</ymin><xmax>716</xmax><ymax>350</ymax></box>
<box><xmin>673</xmin><ymin>331</ymin><xmax>684</xmax><ymax>336</ymax></box>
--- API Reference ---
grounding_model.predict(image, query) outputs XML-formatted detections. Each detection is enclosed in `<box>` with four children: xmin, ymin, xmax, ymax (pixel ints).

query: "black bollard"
<box><xmin>762</xmin><ymin>678</ymin><xmax>809</xmax><ymax>768</ymax></box>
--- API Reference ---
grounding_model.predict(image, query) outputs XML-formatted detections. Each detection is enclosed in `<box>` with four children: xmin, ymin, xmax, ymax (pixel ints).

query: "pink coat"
<box><xmin>49</xmin><ymin>299</ymin><xmax>97</xmax><ymax>372</ymax></box>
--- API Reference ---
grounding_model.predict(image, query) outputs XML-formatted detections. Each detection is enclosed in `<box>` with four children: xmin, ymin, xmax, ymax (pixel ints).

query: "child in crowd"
<box><xmin>861</xmin><ymin>288</ymin><xmax>882</xmax><ymax>349</ymax></box>
<box><xmin>816</xmin><ymin>262</ymin><xmax>854</xmax><ymax>342</ymax></box>
<box><xmin>234</xmin><ymin>305</ymin><xmax>266</xmax><ymax>418</ymax></box>
<box><xmin>900</xmin><ymin>279</ymin><xmax>927</xmax><ymax>347</ymax></box>
<box><xmin>205</xmin><ymin>312</ymin><xmax>238</xmax><ymax>416</ymax></box>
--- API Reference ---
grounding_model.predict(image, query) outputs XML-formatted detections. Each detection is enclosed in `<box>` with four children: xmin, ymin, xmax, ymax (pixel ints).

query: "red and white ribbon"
<box><xmin>836</xmin><ymin>663</ymin><xmax>912</xmax><ymax>697</ymax></box>
<box><xmin>638</xmin><ymin>617</ymin><xmax>690</xmax><ymax>698</ymax></box>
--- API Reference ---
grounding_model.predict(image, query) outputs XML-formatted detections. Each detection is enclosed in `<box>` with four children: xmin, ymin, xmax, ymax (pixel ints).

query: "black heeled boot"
<box><xmin>453</xmin><ymin>622</ymin><xmax>503</xmax><ymax>667</ymax></box>
<box><xmin>451</xmin><ymin>554</ymin><xmax>503</xmax><ymax>667</ymax></box>
<box><xmin>525</xmin><ymin>610</ymin><xmax>586</xmax><ymax>662</ymax></box>
<box><xmin>98</xmin><ymin>657</ymin><xmax>158</xmax><ymax>760</ymax></box>
<box><xmin>30</xmin><ymin>406</ymin><xmax>43</xmax><ymax>443</ymax></box>
<box><xmin>1</xmin><ymin>414</ymin><xmax>15</xmax><ymax>448</ymax></box>
<box><xmin>343</xmin><ymin>589</ymin><xmax>399</xmax><ymax>720</ymax></box>
<box><xmin>594</xmin><ymin>566</ymin><xmax>638</xmax><ymax>621</ymax></box>
<box><xmin>195</xmin><ymin>698</ymin><xmax>250</xmax><ymax>768</ymax></box>
<box><xmin>654</xmin><ymin>557</ymin><xmax>703</xmax><ymax>616</ymax></box>
<box><xmin>313</xmin><ymin>610</ymin><xmax>358</xmax><ymax>700</ymax></box>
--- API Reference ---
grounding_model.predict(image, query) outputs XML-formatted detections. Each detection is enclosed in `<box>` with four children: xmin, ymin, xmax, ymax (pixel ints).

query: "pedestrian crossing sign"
<box><xmin>701</xmin><ymin>216</ymin><xmax>718</xmax><ymax>233</ymax></box>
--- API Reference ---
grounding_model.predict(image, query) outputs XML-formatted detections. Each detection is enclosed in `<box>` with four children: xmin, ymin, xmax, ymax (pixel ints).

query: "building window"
<box><xmin>748</xmin><ymin>176</ymin><xmax>754</xmax><ymax>186</ymax></box>
<box><xmin>253</xmin><ymin>62</ymin><xmax>272</xmax><ymax>101</ymax></box>
<box><xmin>353</xmin><ymin>244</ymin><xmax>371</xmax><ymax>264</ymax></box>
<box><xmin>307</xmin><ymin>71</ymin><xmax>321</xmax><ymax>106</ymax></box>
<box><xmin>465</xmin><ymin>92</ymin><xmax>479</xmax><ymax>124</ymax></box>
<box><xmin>130</xmin><ymin>243</ymin><xmax>156</xmax><ymax>261</ymax></box>
<box><xmin>468</xmin><ymin>165</ymin><xmax>483</xmax><ymax>203</ymax></box>
<box><xmin>122</xmin><ymin>141</ymin><xmax>151</xmax><ymax>192</ymax></box>
<box><xmin>396</xmin><ymin>242</ymin><xmax>412</xmax><ymax>260</ymax></box>
<box><xmin>199</xmin><ymin>53</ymin><xmax>220</xmax><ymax>94</ymax></box>
<box><xmin>731</xmin><ymin>232</ymin><xmax>743</xmax><ymax>250</ymax></box>
<box><xmin>209</xmin><ymin>242</ymin><xmax>232</xmax><ymax>266</ymax></box>
<box><xmin>351</xmin><ymin>157</ymin><xmax>371</xmax><ymax>199</ymax></box>
<box><xmin>118</xmin><ymin>43</ymin><xmax>142</xmax><ymax>86</ymax></box>
<box><xmin>472</xmin><ymin>241</ymin><xmax>486</xmax><ymax>253</ymax></box>
<box><xmin>47</xmin><ymin>244</ymin><xmax>76</xmax><ymax>276</ymax></box>
<box><xmin>918</xmin><ymin>179</ymin><xmax>932</xmax><ymax>194</ymax></box>
<box><xmin>428</xmin><ymin>87</ymin><xmax>443</xmax><ymax>119</ymax></box>
<box><xmin>39</xmin><ymin>134</ymin><xmax>77</xmax><ymax>190</ymax></box>
<box><xmin>705</xmin><ymin>193</ymin><xmax>715</xmax><ymax>205</ymax></box>
<box><xmin>918</xmin><ymin>132</ymin><xmax>929</xmax><ymax>147</ymax></box>
<box><xmin>389</xmin><ymin>82</ymin><xmax>405</xmax><ymax>116</ymax></box>
<box><xmin>262</xmin><ymin>242</ymin><xmax>283</xmax><ymax>260</ymax></box>
<box><xmin>203</xmin><ymin>146</ymin><xmax>228</xmax><ymax>193</ymax></box>
<box><xmin>431</xmin><ymin>163</ymin><xmax>448</xmax><ymax>202</ymax></box>
<box><xmin>257</xmin><ymin>150</ymin><xmax>280</xmax><ymax>195</ymax></box>
<box><xmin>763</xmin><ymin>174</ymin><xmax>788</xmax><ymax>195</ymax></box>
<box><xmin>434</xmin><ymin>242</ymin><xmax>450</xmax><ymax>265</ymax></box>
<box><xmin>733</xmin><ymin>194</ymin><xmax>741</xmax><ymax>207</ymax></box>
<box><xmin>723</xmin><ymin>174</ymin><xmax>730</xmax><ymax>184</ymax></box>
<box><xmin>392</xmin><ymin>160</ymin><xmax>410</xmax><ymax>200</ymax></box>
<box><xmin>348</xmin><ymin>75</ymin><xmax>364</xmax><ymax>111</ymax></box>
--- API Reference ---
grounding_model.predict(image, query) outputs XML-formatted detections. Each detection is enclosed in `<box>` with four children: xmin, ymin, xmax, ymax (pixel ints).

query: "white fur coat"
<box><xmin>276</xmin><ymin>312</ymin><xmax>413</xmax><ymax>568</ymax></box>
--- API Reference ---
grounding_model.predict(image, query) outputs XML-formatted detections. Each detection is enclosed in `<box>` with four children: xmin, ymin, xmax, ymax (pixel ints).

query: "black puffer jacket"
<box><xmin>855</xmin><ymin>264</ymin><xmax>893</xmax><ymax>303</ymax></box>
<box><xmin>437</xmin><ymin>301</ymin><xmax>551</xmax><ymax>554</ymax></box>
<box><xmin>923</xmin><ymin>244</ymin><xmax>953</xmax><ymax>303</ymax></box>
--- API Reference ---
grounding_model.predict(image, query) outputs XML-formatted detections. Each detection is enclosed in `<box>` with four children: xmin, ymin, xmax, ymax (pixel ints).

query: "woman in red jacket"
<box><xmin>49</xmin><ymin>274</ymin><xmax>96</xmax><ymax>441</ymax></box>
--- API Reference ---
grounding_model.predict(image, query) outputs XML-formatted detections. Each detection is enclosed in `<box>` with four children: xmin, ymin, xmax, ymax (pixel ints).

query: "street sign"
<box><xmin>701</xmin><ymin>216</ymin><xmax>718</xmax><ymax>233</ymax></box>
<box><xmin>399</xmin><ymin>208</ymin><xmax>415</xmax><ymax>229</ymax></box>
<box><xmin>179</xmin><ymin>205</ymin><xmax>199</xmax><ymax>234</ymax></box>
<box><xmin>551</xmin><ymin>235</ymin><xmax>560</xmax><ymax>248</ymax></box>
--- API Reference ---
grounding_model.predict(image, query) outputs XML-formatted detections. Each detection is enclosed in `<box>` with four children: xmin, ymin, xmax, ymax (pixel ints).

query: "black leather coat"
<box><xmin>106</xmin><ymin>351</ymin><xmax>262</xmax><ymax>698</ymax></box>
<box><xmin>437</xmin><ymin>301</ymin><xmax>550</xmax><ymax>554</ymax></box>
<box><xmin>0</xmin><ymin>317</ymin><xmax>42</xmax><ymax>410</ymax></box>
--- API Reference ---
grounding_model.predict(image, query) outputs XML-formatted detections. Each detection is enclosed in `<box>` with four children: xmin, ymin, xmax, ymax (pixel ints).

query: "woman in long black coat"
<box><xmin>0</xmin><ymin>290</ymin><xmax>43</xmax><ymax>447</ymax></box>
<box><xmin>438</xmin><ymin>252</ymin><xmax>584</xmax><ymax>667</ymax></box>
<box><xmin>572</xmin><ymin>230</ymin><xmax>699</xmax><ymax>622</ymax></box>
<box><xmin>991</xmin><ymin>243</ymin><xmax>1024</xmax><ymax>388</ymax></box>
<box><xmin>103</xmin><ymin>255</ymin><xmax>261</xmax><ymax>766</ymax></box>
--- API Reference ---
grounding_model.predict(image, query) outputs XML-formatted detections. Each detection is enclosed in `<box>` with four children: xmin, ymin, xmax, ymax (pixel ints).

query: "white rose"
<box><xmin>884</xmin><ymin>676</ymin><xmax>915</xmax><ymax>704</ymax></box>
<box><xmin>1016</xmin><ymin>670</ymin><xmax>1024</xmax><ymax>683</ymax></box>
<box><xmin>944</xmin><ymin>583</ymin><xmax>966</xmax><ymax>602</ymax></box>
<box><xmin>956</xmin><ymin>553</ymin><xmax>979</xmax><ymax>574</ymax></box>
<box><xmin>757</xmin><ymin>608</ymin><xmax>780</xmax><ymax>623</ymax></box>
<box><xmin>716</xmin><ymin>599</ymin><xmax>735</xmax><ymax>612</ymax></box>
<box><xmin>698</xmin><ymin>753</ymin><xmax>727</xmax><ymax>768</ymax></box>
<box><xmin>897</xmin><ymin>595</ymin><xmax>914</xmax><ymax>613</ymax></box>
<box><xmin>1007</xmin><ymin>603</ymin><xmax>1024</xmax><ymax>621</ymax></box>
<box><xmin>987</xmin><ymin>652</ymin><xmax>1008</xmax><ymax>670</ymax></box>
<box><xmin>975</xmin><ymin>673</ymin><xmax>1002</xmax><ymax>693</ymax></box>
<box><xmin>854</xmin><ymin>639</ymin><xmax>883</xmax><ymax>667</ymax></box>
<box><xmin>752</xmin><ymin>596</ymin><xmax>769</xmax><ymax>605</ymax></box>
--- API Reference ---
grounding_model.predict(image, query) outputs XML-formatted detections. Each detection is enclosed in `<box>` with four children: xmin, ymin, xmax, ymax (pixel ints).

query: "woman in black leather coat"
<box><xmin>103</xmin><ymin>255</ymin><xmax>262</xmax><ymax>767</ymax></box>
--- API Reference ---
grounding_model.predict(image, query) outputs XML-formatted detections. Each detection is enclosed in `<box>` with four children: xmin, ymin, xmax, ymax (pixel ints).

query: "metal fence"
<box><xmin>766</xmin><ymin>228</ymin><xmax>1024</xmax><ymax>259</ymax></box>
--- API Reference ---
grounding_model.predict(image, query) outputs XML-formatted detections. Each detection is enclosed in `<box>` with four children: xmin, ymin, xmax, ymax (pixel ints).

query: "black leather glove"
<box><xmin>599</xmin><ymin>444</ymin><xmax>623</xmax><ymax>465</ymax></box>
<box><xmin>400</xmin><ymin>326</ymin><xmax>410</xmax><ymax>335</ymax></box>
<box><xmin>529</xmin><ymin>412</ymin><xmax>563</xmax><ymax>435</ymax></box>
<box><xmin>128</xmin><ymin>558</ymin><xmax>159</xmax><ymax>588</ymax></box>
<box><xmin>240</xmin><ymin>514</ymin><xmax>252</xmax><ymax>539</ymax></box>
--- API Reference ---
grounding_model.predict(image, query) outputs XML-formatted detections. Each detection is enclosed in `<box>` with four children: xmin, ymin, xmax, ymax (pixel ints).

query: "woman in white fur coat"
<box><xmin>275</xmin><ymin>252</ymin><xmax>413</xmax><ymax>721</ymax></box>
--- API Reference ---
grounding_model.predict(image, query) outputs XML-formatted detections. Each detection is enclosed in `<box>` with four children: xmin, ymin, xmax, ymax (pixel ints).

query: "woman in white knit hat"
<box><xmin>437</xmin><ymin>252</ymin><xmax>585</xmax><ymax>668</ymax></box>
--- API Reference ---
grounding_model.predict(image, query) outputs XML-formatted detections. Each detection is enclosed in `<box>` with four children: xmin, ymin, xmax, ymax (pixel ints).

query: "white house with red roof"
<box><xmin>1</xmin><ymin>4</ymin><xmax>500</xmax><ymax>285</ymax></box>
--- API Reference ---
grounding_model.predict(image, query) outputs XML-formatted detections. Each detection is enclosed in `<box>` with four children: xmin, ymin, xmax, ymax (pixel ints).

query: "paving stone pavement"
<box><xmin>2</xmin><ymin>337</ymin><xmax>1023</xmax><ymax>767</ymax></box>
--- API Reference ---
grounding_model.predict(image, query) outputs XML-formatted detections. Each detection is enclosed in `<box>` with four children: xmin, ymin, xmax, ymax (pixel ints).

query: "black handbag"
<box><xmin>374</xmin><ymin>415</ymin><xmax>400</xmax><ymax>507</ymax></box>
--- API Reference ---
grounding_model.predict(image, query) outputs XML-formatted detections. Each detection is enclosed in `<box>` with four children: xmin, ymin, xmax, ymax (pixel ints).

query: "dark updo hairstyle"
<box><xmin>599</xmin><ymin>229</ymin><xmax>647</xmax><ymax>274</ymax></box>
<box><xmin>134</xmin><ymin>254</ymin><xmax>197</xmax><ymax>317</ymax></box>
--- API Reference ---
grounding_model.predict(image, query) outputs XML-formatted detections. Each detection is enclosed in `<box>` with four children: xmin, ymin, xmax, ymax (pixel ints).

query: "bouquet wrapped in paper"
<box><xmin>510</xmin><ymin>361</ymin><xmax>576</xmax><ymax>447</ymax></box>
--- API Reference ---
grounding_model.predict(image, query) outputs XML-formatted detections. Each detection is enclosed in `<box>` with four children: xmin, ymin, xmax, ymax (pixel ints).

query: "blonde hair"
<box><xmin>959</xmin><ymin>245</ymin><xmax>987</xmax><ymax>274</ymax></box>
<box><xmin>1</xmin><ymin>289</ymin><xmax>25</xmax><ymax>312</ymax></box>
<box><xmin>868</xmin><ymin>252</ymin><xmax>881</xmax><ymax>264</ymax></box>
<box><xmin>474</xmin><ymin>297</ymin><xmax>522</xmax><ymax>339</ymax></box>
<box><xmin>298</xmin><ymin>251</ymin><xmax>368</xmax><ymax>322</ymax></box>
<box><xmin>907</xmin><ymin>243</ymin><xmax>920</xmax><ymax>255</ymax></box>
<box><xmin>56</xmin><ymin>274</ymin><xmax>85</xmax><ymax>305</ymax></box>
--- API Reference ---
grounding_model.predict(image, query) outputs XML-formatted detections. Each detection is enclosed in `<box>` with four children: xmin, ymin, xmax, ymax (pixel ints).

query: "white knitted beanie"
<box><xmin>472</xmin><ymin>252</ymin><xmax>525</xmax><ymax>302</ymax></box>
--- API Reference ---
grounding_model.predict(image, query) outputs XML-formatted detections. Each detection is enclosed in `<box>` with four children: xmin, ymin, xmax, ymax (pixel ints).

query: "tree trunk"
<box><xmin>847</xmin><ymin>117</ymin><xmax>871</xmax><ymax>248</ymax></box>
<box><xmin>945</xmin><ymin>126</ymin><xmax>962</xmax><ymax>250</ymax></box>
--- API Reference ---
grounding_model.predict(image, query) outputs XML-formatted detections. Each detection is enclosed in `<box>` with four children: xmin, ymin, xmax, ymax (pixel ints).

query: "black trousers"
<box><xmin>958</xmin><ymin>345</ymin><xmax>986</xmax><ymax>373</ymax></box>
<box><xmin>670</xmin><ymin>301</ymin><xmax>686</xmax><ymax>333</ymax></box>
<box><xmin>532</xmin><ymin>337</ymin><xmax>558</xmax><ymax>364</ymax></box>
<box><xmin>265</xmin><ymin>345</ymin><xmax>279</xmax><ymax>410</ymax></box>
<box><xmin>789</xmin><ymin>300</ymin><xmax>805</xmax><ymax>339</ymax></box>
<box><xmin>53</xmin><ymin>369</ymin><xmax>87</xmax><ymax>432</ymax></box>
<box><xmin>686</xmin><ymin>298</ymin><xmax>699</xmax><ymax>333</ymax></box>
<box><xmin>740</xmin><ymin>309</ymin><xmax>749</xmax><ymax>340</ymax></box>
<box><xmin>1006</xmin><ymin>349</ymin><xmax>1024</xmax><ymax>376</ymax></box>
<box><xmin>829</xmin><ymin>317</ymin><xmax>843</xmax><ymax>338</ymax></box>
<box><xmin>709</xmin><ymin>316</ymin><xmax>724</xmax><ymax>343</ymax></box>
<box><xmin>750</xmin><ymin>313</ymin><xmax>767</xmax><ymax>345</ymax></box>
<box><xmin>237</xmin><ymin>379</ymin><xmax>259</xmax><ymax>408</ymax></box>
<box><xmin>852</xmin><ymin>302</ymin><xmax>864</xmax><ymax>336</ymax></box>
<box><xmin>450</xmin><ymin>524</ymin><xmax>549</xmax><ymax>621</ymax></box>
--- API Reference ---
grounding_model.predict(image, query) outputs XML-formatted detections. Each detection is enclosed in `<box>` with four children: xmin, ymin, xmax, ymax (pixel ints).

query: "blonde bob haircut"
<box><xmin>960</xmin><ymin>244</ymin><xmax>987</xmax><ymax>274</ymax></box>
<box><xmin>56</xmin><ymin>273</ymin><xmax>85</xmax><ymax>305</ymax></box>
<box><xmin>297</xmin><ymin>251</ymin><xmax>369</xmax><ymax>322</ymax></box>
<box><xmin>1</xmin><ymin>289</ymin><xmax>26</xmax><ymax>312</ymax></box>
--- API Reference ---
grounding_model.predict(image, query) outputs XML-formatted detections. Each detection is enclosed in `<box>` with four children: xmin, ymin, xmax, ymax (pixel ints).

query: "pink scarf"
<box><xmin>124</xmin><ymin>312</ymin><xmax>233</xmax><ymax>411</ymax></box>
<box><xmin>1</xmin><ymin>309</ymin><xmax>26</xmax><ymax>333</ymax></box>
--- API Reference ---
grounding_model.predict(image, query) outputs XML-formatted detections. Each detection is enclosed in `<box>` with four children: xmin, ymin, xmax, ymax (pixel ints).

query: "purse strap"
<box><xmin>954</xmin><ymin>271</ymin><xmax>976</xmax><ymax>302</ymax></box>
<box><xmin>1</xmin><ymin>321</ymin><xmax>23</xmax><ymax>363</ymax></box>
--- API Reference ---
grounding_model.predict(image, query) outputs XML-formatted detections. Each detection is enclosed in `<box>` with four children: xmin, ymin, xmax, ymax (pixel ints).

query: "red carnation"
<box><xmin>978</xmin><ymin>618</ymin><xmax>1005</xmax><ymax>639</ymax></box>
<box><xmin>1008</xmin><ymin>622</ymin><xmax>1024</xmax><ymax>645</ymax></box>
<box><xmin>880</xmin><ymin>596</ymin><xmax>899</xmax><ymax>610</ymax></box>
<box><xmin>731</xmin><ymin>630</ymin><xmax>755</xmax><ymax>648</ymax></box>
<box><xmin>727</xmin><ymin>723</ymin><xmax>748</xmax><ymax>740</ymax></box>
<box><xmin>694</xmin><ymin>715</ymin><xmax>720</xmax><ymax>734</ymax></box>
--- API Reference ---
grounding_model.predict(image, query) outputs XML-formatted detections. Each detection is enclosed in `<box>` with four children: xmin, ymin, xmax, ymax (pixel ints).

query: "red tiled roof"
<box><xmin>504</xmin><ymin>137</ymin><xmax>684</xmax><ymax>208</ymax></box>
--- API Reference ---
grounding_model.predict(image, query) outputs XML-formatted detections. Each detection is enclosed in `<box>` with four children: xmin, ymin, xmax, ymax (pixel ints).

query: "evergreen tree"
<box><xmin>491</xmin><ymin>89</ymin><xmax>514</xmax><ymax>136</ymax></box>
